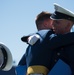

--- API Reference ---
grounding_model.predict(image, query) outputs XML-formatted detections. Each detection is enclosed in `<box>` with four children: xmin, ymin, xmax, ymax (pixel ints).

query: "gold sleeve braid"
<box><xmin>27</xmin><ymin>65</ymin><xmax>49</xmax><ymax>75</ymax></box>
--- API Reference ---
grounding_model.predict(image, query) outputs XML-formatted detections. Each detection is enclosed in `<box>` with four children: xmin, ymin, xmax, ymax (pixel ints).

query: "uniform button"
<box><xmin>61</xmin><ymin>48</ymin><xmax>63</xmax><ymax>50</ymax></box>
<box><xmin>57</xmin><ymin>53</ymin><xmax>60</xmax><ymax>56</ymax></box>
<box><xmin>54</xmin><ymin>59</ymin><xmax>57</xmax><ymax>62</ymax></box>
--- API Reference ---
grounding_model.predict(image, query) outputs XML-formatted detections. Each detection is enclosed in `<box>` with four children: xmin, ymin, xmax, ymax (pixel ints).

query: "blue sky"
<box><xmin>0</xmin><ymin>0</ymin><xmax>74</xmax><ymax>65</ymax></box>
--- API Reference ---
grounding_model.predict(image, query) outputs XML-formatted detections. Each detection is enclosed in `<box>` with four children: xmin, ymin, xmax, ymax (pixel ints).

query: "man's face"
<box><xmin>52</xmin><ymin>19</ymin><xmax>69</xmax><ymax>34</ymax></box>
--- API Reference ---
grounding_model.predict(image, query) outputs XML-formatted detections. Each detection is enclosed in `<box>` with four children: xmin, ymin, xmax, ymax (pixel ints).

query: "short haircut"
<box><xmin>35</xmin><ymin>11</ymin><xmax>52</xmax><ymax>29</ymax></box>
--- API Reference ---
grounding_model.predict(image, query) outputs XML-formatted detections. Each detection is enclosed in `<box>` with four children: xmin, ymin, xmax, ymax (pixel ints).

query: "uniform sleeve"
<box><xmin>49</xmin><ymin>32</ymin><xmax>74</xmax><ymax>49</ymax></box>
<box><xmin>18</xmin><ymin>54</ymin><xmax>26</xmax><ymax>65</ymax></box>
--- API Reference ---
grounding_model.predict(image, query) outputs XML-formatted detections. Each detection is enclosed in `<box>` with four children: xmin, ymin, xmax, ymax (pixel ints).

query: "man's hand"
<box><xmin>28</xmin><ymin>34</ymin><xmax>40</xmax><ymax>45</ymax></box>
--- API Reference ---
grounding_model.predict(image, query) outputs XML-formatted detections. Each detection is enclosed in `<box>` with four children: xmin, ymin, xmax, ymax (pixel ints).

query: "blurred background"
<box><xmin>0</xmin><ymin>0</ymin><xmax>74</xmax><ymax>66</ymax></box>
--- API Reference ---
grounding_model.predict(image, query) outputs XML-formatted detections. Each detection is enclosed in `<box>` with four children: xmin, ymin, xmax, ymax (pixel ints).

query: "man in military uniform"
<box><xmin>18</xmin><ymin>9</ymin><xmax>74</xmax><ymax>75</ymax></box>
<box><xmin>50</xmin><ymin>3</ymin><xmax>74</xmax><ymax>75</ymax></box>
<box><xmin>18</xmin><ymin>11</ymin><xmax>54</xmax><ymax>75</ymax></box>
<box><xmin>25</xmin><ymin>4</ymin><xmax>74</xmax><ymax>74</ymax></box>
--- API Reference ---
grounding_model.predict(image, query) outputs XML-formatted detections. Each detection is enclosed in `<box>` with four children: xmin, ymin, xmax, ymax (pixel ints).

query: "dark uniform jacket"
<box><xmin>58</xmin><ymin>42</ymin><xmax>74</xmax><ymax>75</ymax></box>
<box><xmin>18</xmin><ymin>29</ymin><xmax>74</xmax><ymax>74</ymax></box>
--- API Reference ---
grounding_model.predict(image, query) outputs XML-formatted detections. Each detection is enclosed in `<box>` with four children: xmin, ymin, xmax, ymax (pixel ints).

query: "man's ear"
<box><xmin>67</xmin><ymin>21</ymin><xmax>73</xmax><ymax>31</ymax></box>
<box><xmin>44</xmin><ymin>20</ymin><xmax>48</xmax><ymax>25</ymax></box>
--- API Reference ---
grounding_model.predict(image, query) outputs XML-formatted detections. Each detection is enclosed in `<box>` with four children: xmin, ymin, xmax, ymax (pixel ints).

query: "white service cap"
<box><xmin>50</xmin><ymin>3</ymin><xmax>74</xmax><ymax>21</ymax></box>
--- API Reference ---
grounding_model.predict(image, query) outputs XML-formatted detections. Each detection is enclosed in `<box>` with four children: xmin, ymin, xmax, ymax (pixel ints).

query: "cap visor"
<box><xmin>21</xmin><ymin>36</ymin><xmax>29</xmax><ymax>42</ymax></box>
<box><xmin>50</xmin><ymin>14</ymin><xmax>63</xmax><ymax>20</ymax></box>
